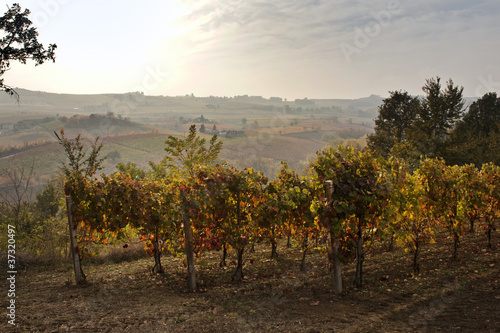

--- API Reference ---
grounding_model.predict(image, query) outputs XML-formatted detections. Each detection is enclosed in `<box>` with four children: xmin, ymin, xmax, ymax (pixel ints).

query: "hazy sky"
<box><xmin>4</xmin><ymin>0</ymin><xmax>500</xmax><ymax>99</ymax></box>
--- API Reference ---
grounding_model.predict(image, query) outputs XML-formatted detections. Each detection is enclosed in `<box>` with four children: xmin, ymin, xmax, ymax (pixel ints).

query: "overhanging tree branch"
<box><xmin>0</xmin><ymin>3</ymin><xmax>57</xmax><ymax>102</ymax></box>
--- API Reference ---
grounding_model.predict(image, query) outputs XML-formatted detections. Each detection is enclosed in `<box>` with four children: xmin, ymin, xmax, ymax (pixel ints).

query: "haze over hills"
<box><xmin>0</xmin><ymin>87</ymin><xmax>482</xmax><ymax>196</ymax></box>
<box><xmin>0</xmin><ymin>88</ymin><xmax>384</xmax><ymax>115</ymax></box>
<box><xmin>0</xmin><ymin>87</ymin><xmax>447</xmax><ymax>196</ymax></box>
<box><xmin>0</xmin><ymin>89</ymin><xmax>478</xmax><ymax>121</ymax></box>
<box><xmin>0</xmin><ymin>88</ymin><xmax>382</xmax><ymax>151</ymax></box>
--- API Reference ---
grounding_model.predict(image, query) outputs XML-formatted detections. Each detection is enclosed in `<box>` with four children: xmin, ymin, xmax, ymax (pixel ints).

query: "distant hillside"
<box><xmin>0</xmin><ymin>88</ymin><xmax>385</xmax><ymax>115</ymax></box>
<box><xmin>0</xmin><ymin>110</ymin><xmax>151</xmax><ymax>150</ymax></box>
<box><xmin>62</xmin><ymin>113</ymin><xmax>149</xmax><ymax>136</ymax></box>
<box><xmin>0</xmin><ymin>88</ymin><xmax>382</xmax><ymax>191</ymax></box>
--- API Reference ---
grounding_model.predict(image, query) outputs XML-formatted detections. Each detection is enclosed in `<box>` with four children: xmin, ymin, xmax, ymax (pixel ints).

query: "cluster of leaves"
<box><xmin>188</xmin><ymin>164</ymin><xmax>267</xmax><ymax>279</ymax></box>
<box><xmin>367</xmin><ymin>77</ymin><xmax>500</xmax><ymax>168</ymax></box>
<box><xmin>0</xmin><ymin>3</ymin><xmax>57</xmax><ymax>101</ymax></box>
<box><xmin>0</xmin><ymin>172</ymin><xmax>68</xmax><ymax>265</ymax></box>
<box><xmin>65</xmin><ymin>149</ymin><xmax>499</xmax><ymax>287</ymax></box>
<box><xmin>311</xmin><ymin>146</ymin><xmax>388</xmax><ymax>287</ymax></box>
<box><xmin>445</xmin><ymin>92</ymin><xmax>500</xmax><ymax>166</ymax></box>
<box><xmin>70</xmin><ymin>173</ymin><xmax>181</xmax><ymax>273</ymax></box>
<box><xmin>381</xmin><ymin>158</ymin><xmax>500</xmax><ymax>273</ymax></box>
<box><xmin>149</xmin><ymin>124</ymin><xmax>223</xmax><ymax>179</ymax></box>
<box><xmin>57</xmin><ymin>122</ymin><xmax>499</xmax><ymax>292</ymax></box>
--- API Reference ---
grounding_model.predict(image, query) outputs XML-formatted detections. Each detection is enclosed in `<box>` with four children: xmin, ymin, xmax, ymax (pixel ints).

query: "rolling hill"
<box><xmin>0</xmin><ymin>88</ymin><xmax>381</xmax><ymax>192</ymax></box>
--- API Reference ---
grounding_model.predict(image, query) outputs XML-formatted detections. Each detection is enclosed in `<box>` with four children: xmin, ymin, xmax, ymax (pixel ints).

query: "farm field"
<box><xmin>0</xmin><ymin>89</ymin><xmax>377</xmax><ymax>188</ymax></box>
<box><xmin>3</xmin><ymin>230</ymin><xmax>499</xmax><ymax>332</ymax></box>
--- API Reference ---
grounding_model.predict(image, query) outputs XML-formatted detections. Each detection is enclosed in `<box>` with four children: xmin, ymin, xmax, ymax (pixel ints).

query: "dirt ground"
<box><xmin>2</xmin><ymin>230</ymin><xmax>499</xmax><ymax>333</ymax></box>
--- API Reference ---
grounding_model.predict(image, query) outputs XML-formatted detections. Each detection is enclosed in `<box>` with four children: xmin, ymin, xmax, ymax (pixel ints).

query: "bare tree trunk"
<box><xmin>331</xmin><ymin>236</ymin><xmax>343</xmax><ymax>295</ymax></box>
<box><xmin>300</xmin><ymin>247</ymin><xmax>308</xmax><ymax>272</ymax></box>
<box><xmin>182</xmin><ymin>211</ymin><xmax>197</xmax><ymax>292</ymax></box>
<box><xmin>469</xmin><ymin>217</ymin><xmax>475</xmax><ymax>233</ymax></box>
<box><xmin>300</xmin><ymin>237</ymin><xmax>309</xmax><ymax>272</ymax></box>
<box><xmin>452</xmin><ymin>231</ymin><xmax>459</xmax><ymax>260</ymax></box>
<box><xmin>233</xmin><ymin>247</ymin><xmax>245</xmax><ymax>281</ymax></box>
<box><xmin>65</xmin><ymin>195</ymin><xmax>85</xmax><ymax>284</ymax></box>
<box><xmin>233</xmin><ymin>191</ymin><xmax>245</xmax><ymax>281</ymax></box>
<box><xmin>413</xmin><ymin>240</ymin><xmax>420</xmax><ymax>274</ymax></box>
<box><xmin>486</xmin><ymin>218</ymin><xmax>493</xmax><ymax>249</ymax></box>
<box><xmin>487</xmin><ymin>228</ymin><xmax>492</xmax><ymax>249</ymax></box>
<box><xmin>270</xmin><ymin>226</ymin><xmax>278</xmax><ymax>259</ymax></box>
<box><xmin>220</xmin><ymin>242</ymin><xmax>227</xmax><ymax>267</ymax></box>
<box><xmin>152</xmin><ymin>225</ymin><xmax>162</xmax><ymax>274</ymax></box>
<box><xmin>388</xmin><ymin>232</ymin><xmax>395</xmax><ymax>252</ymax></box>
<box><xmin>354</xmin><ymin>229</ymin><xmax>363</xmax><ymax>287</ymax></box>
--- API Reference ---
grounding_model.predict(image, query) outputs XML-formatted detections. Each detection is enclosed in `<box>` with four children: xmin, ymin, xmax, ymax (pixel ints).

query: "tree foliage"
<box><xmin>417</xmin><ymin>159</ymin><xmax>469</xmax><ymax>260</ymax></box>
<box><xmin>150</xmin><ymin>124</ymin><xmax>222</xmax><ymax>178</ymax></box>
<box><xmin>54</xmin><ymin>130</ymin><xmax>106</xmax><ymax>182</ymax></box>
<box><xmin>480</xmin><ymin>163</ymin><xmax>500</xmax><ymax>248</ymax></box>
<box><xmin>0</xmin><ymin>3</ymin><xmax>57</xmax><ymax>100</ymax></box>
<box><xmin>382</xmin><ymin>158</ymin><xmax>436</xmax><ymax>273</ymax></box>
<box><xmin>312</xmin><ymin>146</ymin><xmax>387</xmax><ymax>287</ymax></box>
<box><xmin>185</xmin><ymin>164</ymin><xmax>267</xmax><ymax>280</ymax></box>
<box><xmin>445</xmin><ymin>92</ymin><xmax>500</xmax><ymax>166</ymax></box>
<box><xmin>414</xmin><ymin>77</ymin><xmax>465</xmax><ymax>157</ymax></box>
<box><xmin>367</xmin><ymin>91</ymin><xmax>420</xmax><ymax>158</ymax></box>
<box><xmin>368</xmin><ymin>77</ymin><xmax>466</xmax><ymax>166</ymax></box>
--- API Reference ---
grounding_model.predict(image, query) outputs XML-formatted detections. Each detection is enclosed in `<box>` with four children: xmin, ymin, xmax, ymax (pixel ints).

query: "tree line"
<box><xmin>367</xmin><ymin>77</ymin><xmax>500</xmax><ymax>167</ymax></box>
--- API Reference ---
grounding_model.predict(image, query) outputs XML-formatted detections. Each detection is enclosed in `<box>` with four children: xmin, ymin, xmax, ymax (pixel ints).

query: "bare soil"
<box><xmin>2</xmin><ymin>230</ymin><xmax>499</xmax><ymax>332</ymax></box>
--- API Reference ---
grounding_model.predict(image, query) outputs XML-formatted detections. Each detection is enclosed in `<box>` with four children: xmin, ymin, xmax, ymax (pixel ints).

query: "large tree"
<box><xmin>463</xmin><ymin>92</ymin><xmax>500</xmax><ymax>134</ymax></box>
<box><xmin>366</xmin><ymin>90</ymin><xmax>420</xmax><ymax>158</ymax></box>
<box><xmin>413</xmin><ymin>77</ymin><xmax>465</xmax><ymax>157</ymax></box>
<box><xmin>0</xmin><ymin>3</ymin><xmax>57</xmax><ymax>100</ymax></box>
<box><xmin>368</xmin><ymin>77</ymin><xmax>465</xmax><ymax>164</ymax></box>
<box><xmin>445</xmin><ymin>92</ymin><xmax>500</xmax><ymax>166</ymax></box>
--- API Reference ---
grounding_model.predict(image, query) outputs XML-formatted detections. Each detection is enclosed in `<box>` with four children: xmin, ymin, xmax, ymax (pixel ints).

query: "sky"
<box><xmin>3</xmin><ymin>0</ymin><xmax>500</xmax><ymax>100</ymax></box>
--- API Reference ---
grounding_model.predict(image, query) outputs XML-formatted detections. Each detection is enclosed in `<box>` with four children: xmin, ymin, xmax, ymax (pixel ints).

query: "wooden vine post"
<box><xmin>64</xmin><ymin>183</ymin><xmax>85</xmax><ymax>284</ymax></box>
<box><xmin>325</xmin><ymin>180</ymin><xmax>342</xmax><ymax>295</ymax></box>
<box><xmin>182</xmin><ymin>205</ymin><xmax>197</xmax><ymax>292</ymax></box>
